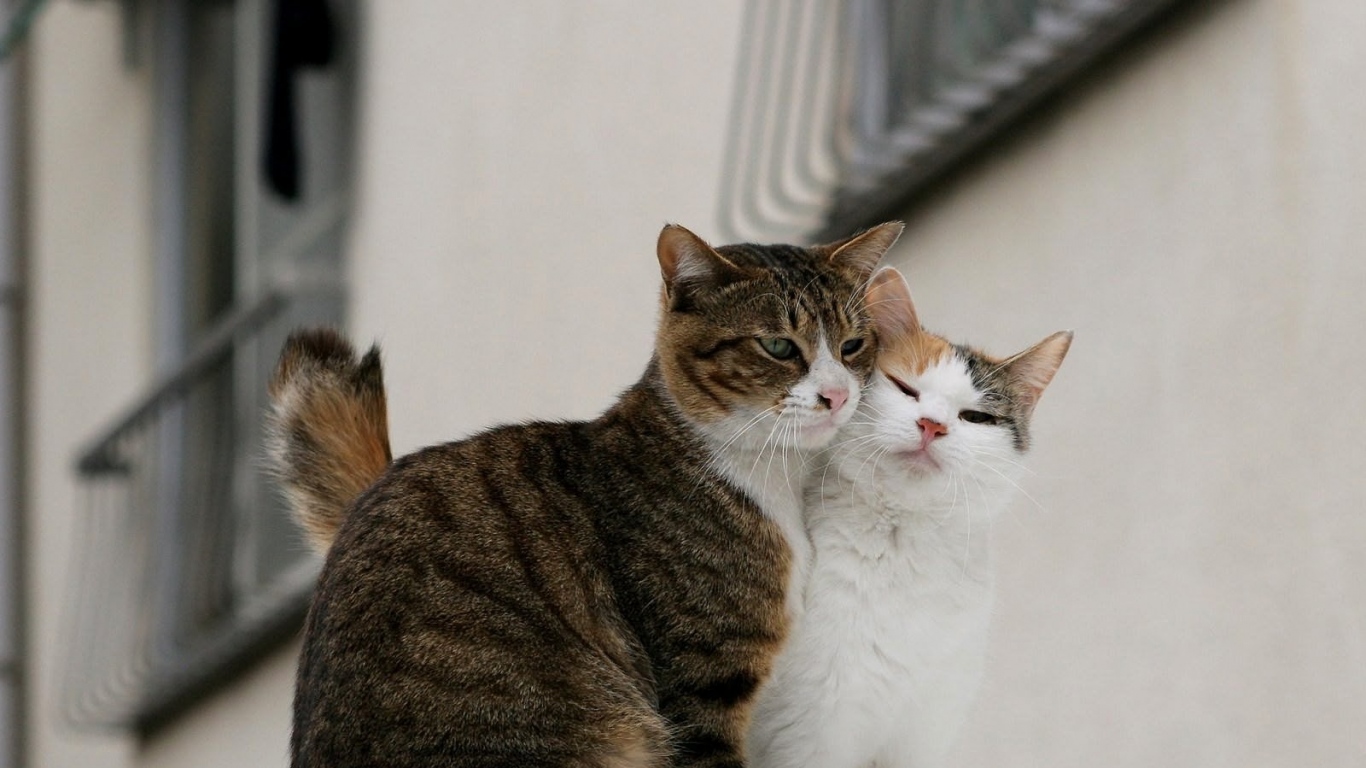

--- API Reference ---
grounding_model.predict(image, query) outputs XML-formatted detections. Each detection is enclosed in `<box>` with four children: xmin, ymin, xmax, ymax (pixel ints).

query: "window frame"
<box><xmin>62</xmin><ymin>0</ymin><xmax>355</xmax><ymax>732</ymax></box>
<box><xmin>716</xmin><ymin>0</ymin><xmax>1187</xmax><ymax>244</ymax></box>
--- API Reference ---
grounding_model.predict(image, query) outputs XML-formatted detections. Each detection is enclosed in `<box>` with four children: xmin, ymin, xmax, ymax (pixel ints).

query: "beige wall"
<box><xmin>28</xmin><ymin>3</ymin><xmax>148</xmax><ymax>767</ymax></box>
<box><xmin>25</xmin><ymin>0</ymin><xmax>1366</xmax><ymax>767</ymax></box>
<box><xmin>890</xmin><ymin>2</ymin><xmax>1366</xmax><ymax>765</ymax></box>
<box><xmin>350</xmin><ymin>1</ymin><xmax>1366</xmax><ymax>765</ymax></box>
<box><xmin>28</xmin><ymin>1</ymin><xmax>747</xmax><ymax>767</ymax></box>
<box><xmin>348</xmin><ymin>2</ymin><xmax>744</xmax><ymax>455</ymax></box>
<box><xmin>143</xmin><ymin>2</ymin><xmax>747</xmax><ymax>766</ymax></box>
<box><xmin>136</xmin><ymin>643</ymin><xmax>297</xmax><ymax>768</ymax></box>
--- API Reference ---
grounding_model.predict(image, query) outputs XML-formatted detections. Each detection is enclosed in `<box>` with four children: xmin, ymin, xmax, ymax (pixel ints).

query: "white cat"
<box><xmin>748</xmin><ymin>267</ymin><xmax>1072</xmax><ymax>768</ymax></box>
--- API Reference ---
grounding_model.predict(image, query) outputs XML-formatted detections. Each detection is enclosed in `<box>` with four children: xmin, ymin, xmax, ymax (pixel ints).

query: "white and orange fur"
<box><xmin>748</xmin><ymin>267</ymin><xmax>1072</xmax><ymax>768</ymax></box>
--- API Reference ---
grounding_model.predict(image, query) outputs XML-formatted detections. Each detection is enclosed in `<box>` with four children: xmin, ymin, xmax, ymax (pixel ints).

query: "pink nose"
<box><xmin>819</xmin><ymin>386</ymin><xmax>849</xmax><ymax>414</ymax></box>
<box><xmin>917</xmin><ymin>417</ymin><xmax>948</xmax><ymax>444</ymax></box>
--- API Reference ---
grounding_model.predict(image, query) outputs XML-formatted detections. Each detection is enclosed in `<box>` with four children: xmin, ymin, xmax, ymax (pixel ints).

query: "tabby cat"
<box><xmin>747</xmin><ymin>266</ymin><xmax>1072</xmax><ymax>768</ymax></box>
<box><xmin>267</xmin><ymin>222</ymin><xmax>903</xmax><ymax>767</ymax></box>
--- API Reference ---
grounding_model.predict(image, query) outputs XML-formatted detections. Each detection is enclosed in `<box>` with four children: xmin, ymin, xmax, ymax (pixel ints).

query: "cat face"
<box><xmin>833</xmin><ymin>267</ymin><xmax>1071</xmax><ymax>495</ymax></box>
<box><xmin>654</xmin><ymin>223</ymin><xmax>903</xmax><ymax>452</ymax></box>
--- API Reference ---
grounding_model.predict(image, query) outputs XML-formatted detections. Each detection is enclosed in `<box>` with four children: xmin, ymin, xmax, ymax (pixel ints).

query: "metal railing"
<box><xmin>62</xmin><ymin>290</ymin><xmax>326</xmax><ymax>731</ymax></box>
<box><xmin>717</xmin><ymin>0</ymin><xmax>1185</xmax><ymax>244</ymax></box>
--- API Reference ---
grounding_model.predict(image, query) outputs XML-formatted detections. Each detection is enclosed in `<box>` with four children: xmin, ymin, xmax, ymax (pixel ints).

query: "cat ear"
<box><xmin>823</xmin><ymin>221</ymin><xmax>904</xmax><ymax>279</ymax></box>
<box><xmin>865</xmin><ymin>266</ymin><xmax>922</xmax><ymax>340</ymax></box>
<box><xmin>1003</xmin><ymin>331</ymin><xmax>1073</xmax><ymax>413</ymax></box>
<box><xmin>657</xmin><ymin>224</ymin><xmax>748</xmax><ymax>299</ymax></box>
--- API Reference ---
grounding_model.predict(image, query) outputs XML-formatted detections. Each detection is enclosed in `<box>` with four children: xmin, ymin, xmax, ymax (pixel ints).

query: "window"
<box><xmin>62</xmin><ymin>0</ymin><xmax>356</xmax><ymax>730</ymax></box>
<box><xmin>718</xmin><ymin>0</ymin><xmax>1183</xmax><ymax>242</ymax></box>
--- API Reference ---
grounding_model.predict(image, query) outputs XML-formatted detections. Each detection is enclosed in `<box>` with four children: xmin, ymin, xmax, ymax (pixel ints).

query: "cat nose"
<box><xmin>817</xmin><ymin>386</ymin><xmax>849</xmax><ymax>414</ymax></box>
<box><xmin>917</xmin><ymin>417</ymin><xmax>948</xmax><ymax>444</ymax></box>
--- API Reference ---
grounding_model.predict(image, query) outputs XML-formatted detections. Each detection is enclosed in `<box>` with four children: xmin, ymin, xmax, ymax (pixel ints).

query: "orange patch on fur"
<box><xmin>879</xmin><ymin>329</ymin><xmax>954</xmax><ymax>380</ymax></box>
<box><xmin>267</xmin><ymin>329</ymin><xmax>392</xmax><ymax>554</ymax></box>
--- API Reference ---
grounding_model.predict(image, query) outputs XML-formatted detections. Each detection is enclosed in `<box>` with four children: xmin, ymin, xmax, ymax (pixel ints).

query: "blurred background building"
<box><xmin>4</xmin><ymin>0</ymin><xmax>1364</xmax><ymax>766</ymax></box>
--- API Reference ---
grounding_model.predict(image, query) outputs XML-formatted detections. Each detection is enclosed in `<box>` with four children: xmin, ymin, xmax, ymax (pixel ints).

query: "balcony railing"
<box><xmin>717</xmin><ymin>0</ymin><xmax>1185</xmax><ymax>243</ymax></box>
<box><xmin>62</xmin><ymin>289</ymin><xmax>333</xmax><ymax>731</ymax></box>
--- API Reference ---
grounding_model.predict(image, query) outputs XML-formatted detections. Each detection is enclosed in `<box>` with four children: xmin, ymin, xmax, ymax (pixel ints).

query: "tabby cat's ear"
<box><xmin>657</xmin><ymin>224</ymin><xmax>749</xmax><ymax>302</ymax></box>
<box><xmin>1003</xmin><ymin>331</ymin><xmax>1073</xmax><ymax>414</ymax></box>
<box><xmin>823</xmin><ymin>221</ymin><xmax>904</xmax><ymax>279</ymax></box>
<box><xmin>865</xmin><ymin>266</ymin><xmax>922</xmax><ymax>341</ymax></box>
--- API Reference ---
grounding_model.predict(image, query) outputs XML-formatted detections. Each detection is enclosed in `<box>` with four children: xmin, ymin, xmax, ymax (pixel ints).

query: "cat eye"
<box><xmin>840</xmin><ymin>338</ymin><xmax>865</xmax><ymax>356</ymax></box>
<box><xmin>758</xmin><ymin>337</ymin><xmax>800</xmax><ymax>361</ymax></box>
<box><xmin>959</xmin><ymin>410</ymin><xmax>998</xmax><ymax>425</ymax></box>
<box><xmin>888</xmin><ymin>375</ymin><xmax>919</xmax><ymax>400</ymax></box>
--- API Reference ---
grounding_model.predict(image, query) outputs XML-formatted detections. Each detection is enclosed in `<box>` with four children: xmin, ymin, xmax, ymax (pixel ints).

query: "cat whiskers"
<box><xmin>964</xmin><ymin>450</ymin><xmax>1039</xmax><ymax>503</ymax></box>
<box><xmin>924</xmin><ymin>473</ymin><xmax>965</xmax><ymax>531</ymax></box>
<box><xmin>846</xmin><ymin>400</ymin><xmax>890</xmax><ymax>422</ymax></box>
<box><xmin>825</xmin><ymin>429</ymin><xmax>885</xmax><ymax>457</ymax></box>
<box><xmin>822</xmin><ymin>431</ymin><xmax>888</xmax><ymax>485</ymax></box>
<box><xmin>775</xmin><ymin>413</ymin><xmax>821</xmax><ymax>483</ymax></box>
<box><xmin>782</xmin><ymin>418</ymin><xmax>802</xmax><ymax>481</ymax></box>
<box><xmin>965</xmin><ymin>453</ymin><xmax>1045</xmax><ymax>529</ymax></box>
<box><xmin>769</xmin><ymin>418</ymin><xmax>792</xmax><ymax>491</ymax></box>
<box><xmin>912</xmin><ymin>473</ymin><xmax>976</xmax><ymax>585</ymax></box>
<box><xmin>817</xmin><ymin>444</ymin><xmax>840</xmax><ymax>520</ymax></box>
<box><xmin>942</xmin><ymin>472</ymin><xmax>961</xmax><ymax>521</ymax></box>
<box><xmin>967</xmin><ymin>446</ymin><xmax>1037</xmax><ymax>477</ymax></box>
<box><xmin>747</xmin><ymin>408</ymin><xmax>790</xmax><ymax>492</ymax></box>
<box><xmin>850</xmin><ymin>441</ymin><xmax>893</xmax><ymax>490</ymax></box>
<box><xmin>687</xmin><ymin>405</ymin><xmax>781</xmax><ymax>503</ymax></box>
<box><xmin>961</xmin><ymin>475</ymin><xmax>997</xmax><ymax>584</ymax></box>
<box><xmin>714</xmin><ymin>404</ymin><xmax>782</xmax><ymax>455</ymax></box>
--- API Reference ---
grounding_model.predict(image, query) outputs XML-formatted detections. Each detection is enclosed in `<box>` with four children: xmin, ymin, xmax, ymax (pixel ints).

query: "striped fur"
<box><xmin>267</xmin><ymin>328</ymin><xmax>392</xmax><ymax>553</ymax></box>
<box><xmin>275</xmin><ymin>223</ymin><xmax>902</xmax><ymax>768</ymax></box>
<box><xmin>749</xmin><ymin>267</ymin><xmax>1071</xmax><ymax>767</ymax></box>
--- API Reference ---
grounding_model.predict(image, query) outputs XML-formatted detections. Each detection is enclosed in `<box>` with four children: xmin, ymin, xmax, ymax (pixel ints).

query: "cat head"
<box><xmin>654</xmin><ymin>222</ymin><xmax>903</xmax><ymax>453</ymax></box>
<box><xmin>834</xmin><ymin>266</ymin><xmax>1071</xmax><ymax>497</ymax></box>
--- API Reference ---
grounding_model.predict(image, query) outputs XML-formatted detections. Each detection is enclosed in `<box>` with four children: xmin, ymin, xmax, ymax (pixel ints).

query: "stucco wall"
<box><xmin>26</xmin><ymin>1</ymin><xmax>1366</xmax><ymax>767</ymax></box>
<box><xmin>29</xmin><ymin>3</ymin><xmax>149</xmax><ymax>767</ymax></box>
<box><xmin>28</xmin><ymin>0</ymin><xmax>746</xmax><ymax>766</ymax></box>
<box><xmin>347</xmin><ymin>2</ymin><xmax>745</xmax><ymax>455</ymax></box>
<box><xmin>138</xmin><ymin>2</ymin><xmax>746</xmax><ymax>766</ymax></box>
<box><xmin>889</xmin><ymin>2</ymin><xmax>1366</xmax><ymax>765</ymax></box>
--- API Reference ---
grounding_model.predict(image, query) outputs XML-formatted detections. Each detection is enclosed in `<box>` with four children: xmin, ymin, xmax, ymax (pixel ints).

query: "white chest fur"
<box><xmin>746</xmin><ymin>263</ymin><xmax>1072</xmax><ymax>767</ymax></box>
<box><xmin>748</xmin><ymin>461</ymin><xmax>1006</xmax><ymax>768</ymax></box>
<box><xmin>712</xmin><ymin>448</ymin><xmax>813</xmax><ymax>623</ymax></box>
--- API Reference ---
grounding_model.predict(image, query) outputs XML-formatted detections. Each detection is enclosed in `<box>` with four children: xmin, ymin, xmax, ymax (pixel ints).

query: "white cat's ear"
<box><xmin>865</xmin><ymin>266</ymin><xmax>922</xmax><ymax>340</ymax></box>
<box><xmin>823</xmin><ymin>221</ymin><xmax>904</xmax><ymax>278</ymax></box>
<box><xmin>657</xmin><ymin>224</ymin><xmax>748</xmax><ymax>298</ymax></box>
<box><xmin>1003</xmin><ymin>331</ymin><xmax>1073</xmax><ymax>412</ymax></box>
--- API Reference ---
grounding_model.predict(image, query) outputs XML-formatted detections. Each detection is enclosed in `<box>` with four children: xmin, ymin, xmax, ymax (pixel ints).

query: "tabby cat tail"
<box><xmin>266</xmin><ymin>327</ymin><xmax>392</xmax><ymax>554</ymax></box>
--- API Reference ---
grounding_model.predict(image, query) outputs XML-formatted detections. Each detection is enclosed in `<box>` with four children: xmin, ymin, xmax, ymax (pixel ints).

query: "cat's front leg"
<box><xmin>746</xmin><ymin>677</ymin><xmax>883</xmax><ymax>768</ymax></box>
